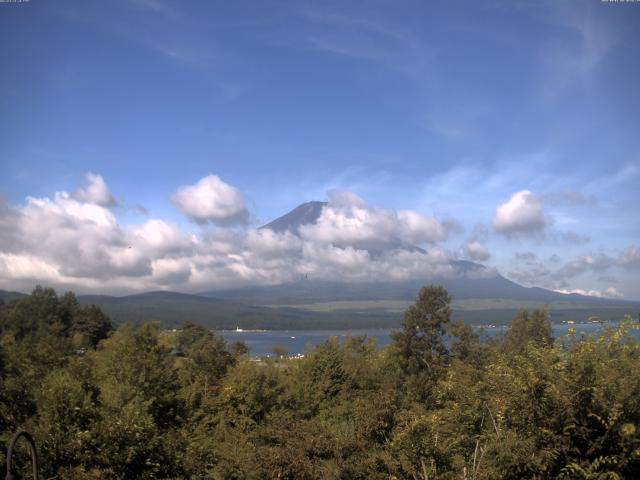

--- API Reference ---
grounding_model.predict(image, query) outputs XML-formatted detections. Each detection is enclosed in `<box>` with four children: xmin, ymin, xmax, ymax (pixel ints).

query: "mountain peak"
<box><xmin>260</xmin><ymin>201</ymin><xmax>327</xmax><ymax>233</ymax></box>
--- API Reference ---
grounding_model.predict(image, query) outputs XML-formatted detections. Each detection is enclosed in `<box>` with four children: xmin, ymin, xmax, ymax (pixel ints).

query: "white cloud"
<box><xmin>493</xmin><ymin>190</ymin><xmax>549</xmax><ymax>236</ymax></box>
<box><xmin>397</xmin><ymin>210</ymin><xmax>447</xmax><ymax>245</ymax></box>
<box><xmin>74</xmin><ymin>173</ymin><xmax>117</xmax><ymax>207</ymax></box>
<box><xmin>149</xmin><ymin>257</ymin><xmax>192</xmax><ymax>284</ymax></box>
<box><xmin>171</xmin><ymin>174</ymin><xmax>248</xmax><ymax>225</ymax></box>
<box><xmin>4</xmin><ymin>168</ymin><xmax>639</xmax><ymax>300</ymax></box>
<box><xmin>299</xmin><ymin>190</ymin><xmax>448</xmax><ymax>250</ymax></box>
<box><xmin>9</xmin><ymin>192</ymin><xmax>150</xmax><ymax>280</ymax></box>
<box><xmin>129</xmin><ymin>219</ymin><xmax>193</xmax><ymax>257</ymax></box>
<box><xmin>0</xmin><ymin>178</ymin><xmax>459</xmax><ymax>294</ymax></box>
<box><xmin>554</xmin><ymin>252</ymin><xmax>616</xmax><ymax>281</ymax></box>
<box><xmin>509</xmin><ymin>245</ymin><xmax>640</xmax><ymax>294</ymax></box>
<box><xmin>619</xmin><ymin>246</ymin><xmax>640</xmax><ymax>269</ymax></box>
<box><xmin>245</xmin><ymin>229</ymin><xmax>302</xmax><ymax>258</ymax></box>
<box><xmin>603</xmin><ymin>287</ymin><xmax>623</xmax><ymax>298</ymax></box>
<box><xmin>464</xmin><ymin>241</ymin><xmax>490</xmax><ymax>261</ymax></box>
<box><xmin>0</xmin><ymin>253</ymin><xmax>65</xmax><ymax>286</ymax></box>
<box><xmin>326</xmin><ymin>190</ymin><xmax>367</xmax><ymax>209</ymax></box>
<box><xmin>6</xmin><ymin>174</ymin><xmax>631</xmax><ymax>297</ymax></box>
<box><xmin>554</xmin><ymin>287</ymin><xmax>623</xmax><ymax>299</ymax></box>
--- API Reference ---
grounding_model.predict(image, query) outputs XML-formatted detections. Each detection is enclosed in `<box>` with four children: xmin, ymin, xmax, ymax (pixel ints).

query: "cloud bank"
<box><xmin>299</xmin><ymin>191</ymin><xmax>449</xmax><ymax>251</ymax></box>
<box><xmin>0</xmin><ymin>175</ymin><xmax>457</xmax><ymax>294</ymax></box>
<box><xmin>508</xmin><ymin>248</ymin><xmax>640</xmax><ymax>298</ymax></box>
<box><xmin>1</xmin><ymin>174</ymin><xmax>636</xmax><ymax>298</ymax></box>
<box><xmin>554</xmin><ymin>287</ymin><xmax>623</xmax><ymax>299</ymax></box>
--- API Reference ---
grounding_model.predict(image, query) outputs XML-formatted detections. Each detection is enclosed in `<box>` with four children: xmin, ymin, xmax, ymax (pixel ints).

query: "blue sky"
<box><xmin>1</xmin><ymin>0</ymin><xmax>639</xmax><ymax>298</ymax></box>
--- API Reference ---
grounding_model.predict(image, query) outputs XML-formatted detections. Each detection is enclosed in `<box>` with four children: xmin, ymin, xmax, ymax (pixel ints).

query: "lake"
<box><xmin>220</xmin><ymin>322</ymin><xmax>627</xmax><ymax>357</ymax></box>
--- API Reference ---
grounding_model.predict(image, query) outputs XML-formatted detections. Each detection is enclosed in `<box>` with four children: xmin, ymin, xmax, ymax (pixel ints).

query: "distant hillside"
<box><xmin>199</xmin><ymin>274</ymin><xmax>626</xmax><ymax>306</ymax></box>
<box><xmin>0</xmin><ymin>289</ymin><xmax>28</xmax><ymax>302</ymax></box>
<box><xmin>75</xmin><ymin>290</ymin><xmax>400</xmax><ymax>330</ymax></box>
<box><xmin>76</xmin><ymin>291</ymin><xmax>305</xmax><ymax>329</ymax></box>
<box><xmin>2</xmin><ymin>288</ymin><xmax>636</xmax><ymax>329</ymax></box>
<box><xmin>81</xmin><ymin>288</ymin><xmax>635</xmax><ymax>328</ymax></box>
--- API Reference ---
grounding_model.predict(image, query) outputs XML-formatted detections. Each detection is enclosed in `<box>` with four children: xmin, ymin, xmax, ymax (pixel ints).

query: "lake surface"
<box><xmin>220</xmin><ymin>323</ymin><xmax>626</xmax><ymax>357</ymax></box>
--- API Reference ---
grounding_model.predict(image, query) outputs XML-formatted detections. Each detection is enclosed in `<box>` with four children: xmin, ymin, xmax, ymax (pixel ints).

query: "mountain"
<box><xmin>74</xmin><ymin>291</ymin><xmax>354</xmax><ymax>330</ymax></box>
<box><xmin>196</xmin><ymin>278</ymin><xmax>636</xmax><ymax>326</ymax></box>
<box><xmin>1</xmin><ymin>202</ymin><xmax>636</xmax><ymax>329</ymax></box>
<box><xmin>200</xmin><ymin>274</ymin><xmax>632</xmax><ymax>307</ymax></box>
<box><xmin>0</xmin><ymin>289</ymin><xmax>28</xmax><ymax>302</ymax></box>
<box><xmin>0</xmin><ymin>288</ymin><xmax>398</xmax><ymax>329</ymax></box>
<box><xmin>209</xmin><ymin>202</ymin><xmax>620</xmax><ymax>305</ymax></box>
<box><xmin>199</xmin><ymin>202</ymin><xmax>638</xmax><ymax>324</ymax></box>
<box><xmin>260</xmin><ymin>201</ymin><xmax>326</xmax><ymax>233</ymax></box>
<box><xmin>1</xmin><ymin>284</ymin><xmax>635</xmax><ymax>329</ymax></box>
<box><xmin>76</xmin><ymin>291</ymin><xmax>414</xmax><ymax>329</ymax></box>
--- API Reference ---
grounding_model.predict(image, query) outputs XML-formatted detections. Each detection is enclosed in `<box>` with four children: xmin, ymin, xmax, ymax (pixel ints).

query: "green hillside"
<box><xmin>1</xmin><ymin>288</ymin><xmax>637</xmax><ymax>329</ymax></box>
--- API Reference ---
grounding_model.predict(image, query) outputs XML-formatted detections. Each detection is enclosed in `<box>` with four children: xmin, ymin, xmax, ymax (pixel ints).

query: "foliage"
<box><xmin>391</xmin><ymin>285</ymin><xmax>452</xmax><ymax>403</ymax></box>
<box><xmin>500</xmin><ymin>308</ymin><xmax>554</xmax><ymax>354</ymax></box>
<box><xmin>1</xmin><ymin>286</ymin><xmax>639</xmax><ymax>479</ymax></box>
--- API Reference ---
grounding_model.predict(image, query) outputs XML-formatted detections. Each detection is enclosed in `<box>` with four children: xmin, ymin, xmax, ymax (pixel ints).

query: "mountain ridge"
<box><xmin>212</xmin><ymin>201</ymin><xmax>632</xmax><ymax>305</ymax></box>
<box><xmin>1</xmin><ymin>286</ymin><xmax>636</xmax><ymax>330</ymax></box>
<box><xmin>1</xmin><ymin>202</ymin><xmax>636</xmax><ymax>328</ymax></box>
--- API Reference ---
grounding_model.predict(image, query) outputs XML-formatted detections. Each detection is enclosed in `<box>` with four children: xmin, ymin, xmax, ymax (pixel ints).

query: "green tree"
<box><xmin>87</xmin><ymin>323</ymin><xmax>184</xmax><ymax>479</ymax></box>
<box><xmin>297</xmin><ymin>337</ymin><xmax>350</xmax><ymax>415</ymax></box>
<box><xmin>1</xmin><ymin>286</ymin><xmax>72</xmax><ymax>341</ymax></box>
<box><xmin>71</xmin><ymin>304</ymin><xmax>113</xmax><ymax>348</ymax></box>
<box><xmin>176</xmin><ymin>321</ymin><xmax>235</xmax><ymax>408</ymax></box>
<box><xmin>501</xmin><ymin>309</ymin><xmax>553</xmax><ymax>354</ymax></box>
<box><xmin>182</xmin><ymin>360</ymin><xmax>284</xmax><ymax>478</ymax></box>
<box><xmin>31</xmin><ymin>363</ymin><xmax>100</xmax><ymax>477</ymax></box>
<box><xmin>392</xmin><ymin>285</ymin><xmax>452</xmax><ymax>403</ymax></box>
<box><xmin>557</xmin><ymin>317</ymin><xmax>640</xmax><ymax>478</ymax></box>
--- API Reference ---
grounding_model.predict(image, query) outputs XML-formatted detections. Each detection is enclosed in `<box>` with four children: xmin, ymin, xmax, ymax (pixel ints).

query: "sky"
<box><xmin>0</xmin><ymin>0</ymin><xmax>639</xmax><ymax>298</ymax></box>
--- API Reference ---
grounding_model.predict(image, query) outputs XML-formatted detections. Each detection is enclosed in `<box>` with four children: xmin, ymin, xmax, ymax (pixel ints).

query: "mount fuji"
<box><xmin>198</xmin><ymin>202</ymin><xmax>637</xmax><ymax>325</ymax></box>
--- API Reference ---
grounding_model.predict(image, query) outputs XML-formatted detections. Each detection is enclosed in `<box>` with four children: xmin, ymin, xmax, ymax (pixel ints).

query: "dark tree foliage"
<box><xmin>72</xmin><ymin>303</ymin><xmax>113</xmax><ymax>348</ymax></box>
<box><xmin>501</xmin><ymin>308</ymin><xmax>554</xmax><ymax>354</ymax></box>
<box><xmin>176</xmin><ymin>321</ymin><xmax>235</xmax><ymax>409</ymax></box>
<box><xmin>1</xmin><ymin>286</ymin><xmax>72</xmax><ymax>340</ymax></box>
<box><xmin>1</xmin><ymin>285</ymin><xmax>639</xmax><ymax>480</ymax></box>
<box><xmin>0</xmin><ymin>286</ymin><xmax>112</xmax><ymax>346</ymax></box>
<box><xmin>392</xmin><ymin>285</ymin><xmax>452</xmax><ymax>403</ymax></box>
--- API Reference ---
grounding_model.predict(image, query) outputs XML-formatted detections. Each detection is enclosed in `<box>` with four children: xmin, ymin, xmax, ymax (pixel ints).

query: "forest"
<box><xmin>1</xmin><ymin>286</ymin><xmax>639</xmax><ymax>479</ymax></box>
